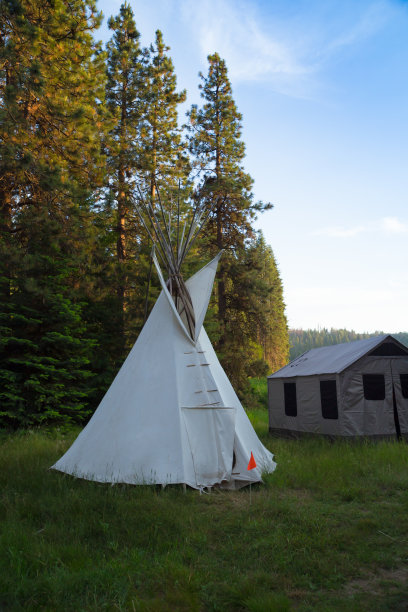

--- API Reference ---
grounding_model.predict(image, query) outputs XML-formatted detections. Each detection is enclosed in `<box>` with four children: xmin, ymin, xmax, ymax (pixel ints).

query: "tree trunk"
<box><xmin>117</xmin><ymin>85</ymin><xmax>128</xmax><ymax>346</ymax></box>
<box><xmin>216</xmin><ymin>201</ymin><xmax>226</xmax><ymax>346</ymax></box>
<box><xmin>0</xmin><ymin>187</ymin><xmax>12</xmax><ymax>302</ymax></box>
<box><xmin>116</xmin><ymin>160</ymin><xmax>127</xmax><ymax>354</ymax></box>
<box><xmin>215</xmin><ymin>103</ymin><xmax>226</xmax><ymax>344</ymax></box>
<box><xmin>150</xmin><ymin>121</ymin><xmax>157</xmax><ymax>203</ymax></box>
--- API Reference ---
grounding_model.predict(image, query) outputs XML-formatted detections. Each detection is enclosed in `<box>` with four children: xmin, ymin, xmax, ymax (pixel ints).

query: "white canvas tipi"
<box><xmin>52</xmin><ymin>190</ymin><xmax>276</xmax><ymax>489</ymax></box>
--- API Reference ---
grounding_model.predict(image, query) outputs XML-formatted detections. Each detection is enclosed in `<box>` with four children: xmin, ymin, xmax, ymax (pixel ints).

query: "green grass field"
<box><xmin>1</xmin><ymin>409</ymin><xmax>408</xmax><ymax>611</ymax></box>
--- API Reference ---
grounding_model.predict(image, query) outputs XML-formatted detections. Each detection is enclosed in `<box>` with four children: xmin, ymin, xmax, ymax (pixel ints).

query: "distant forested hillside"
<box><xmin>289</xmin><ymin>329</ymin><xmax>408</xmax><ymax>360</ymax></box>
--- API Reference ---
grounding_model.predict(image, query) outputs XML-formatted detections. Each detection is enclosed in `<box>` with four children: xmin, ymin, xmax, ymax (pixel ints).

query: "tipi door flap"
<box><xmin>182</xmin><ymin>407</ymin><xmax>235</xmax><ymax>487</ymax></box>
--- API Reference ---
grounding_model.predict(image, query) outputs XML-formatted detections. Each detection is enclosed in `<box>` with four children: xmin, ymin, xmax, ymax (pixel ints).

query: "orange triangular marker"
<box><xmin>247</xmin><ymin>451</ymin><xmax>257</xmax><ymax>471</ymax></box>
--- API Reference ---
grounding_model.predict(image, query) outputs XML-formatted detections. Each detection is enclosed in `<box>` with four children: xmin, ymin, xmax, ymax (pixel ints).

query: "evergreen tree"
<box><xmin>188</xmin><ymin>53</ymin><xmax>273</xmax><ymax>390</ymax></box>
<box><xmin>211</xmin><ymin>235</ymin><xmax>288</xmax><ymax>392</ymax></box>
<box><xmin>394</xmin><ymin>332</ymin><xmax>408</xmax><ymax>347</ymax></box>
<box><xmin>288</xmin><ymin>328</ymin><xmax>385</xmax><ymax>360</ymax></box>
<box><xmin>140</xmin><ymin>29</ymin><xmax>188</xmax><ymax>201</ymax></box>
<box><xmin>251</xmin><ymin>234</ymin><xmax>289</xmax><ymax>372</ymax></box>
<box><xmin>0</xmin><ymin>0</ymin><xmax>106</xmax><ymax>427</ymax></box>
<box><xmin>105</xmin><ymin>2</ymin><xmax>143</xmax><ymax>323</ymax></box>
<box><xmin>104</xmin><ymin>16</ymin><xmax>188</xmax><ymax>356</ymax></box>
<box><xmin>0</xmin><ymin>207</ymin><xmax>96</xmax><ymax>427</ymax></box>
<box><xmin>187</xmin><ymin>53</ymin><xmax>271</xmax><ymax>347</ymax></box>
<box><xmin>0</xmin><ymin>0</ymin><xmax>105</xmax><ymax>212</ymax></box>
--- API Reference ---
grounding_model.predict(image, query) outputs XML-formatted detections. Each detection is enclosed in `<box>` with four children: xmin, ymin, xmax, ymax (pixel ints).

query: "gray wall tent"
<box><xmin>268</xmin><ymin>335</ymin><xmax>408</xmax><ymax>439</ymax></box>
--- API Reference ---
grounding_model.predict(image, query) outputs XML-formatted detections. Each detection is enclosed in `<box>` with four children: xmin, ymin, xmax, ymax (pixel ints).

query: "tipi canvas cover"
<box><xmin>268</xmin><ymin>335</ymin><xmax>408</xmax><ymax>439</ymax></box>
<box><xmin>53</xmin><ymin>254</ymin><xmax>276</xmax><ymax>489</ymax></box>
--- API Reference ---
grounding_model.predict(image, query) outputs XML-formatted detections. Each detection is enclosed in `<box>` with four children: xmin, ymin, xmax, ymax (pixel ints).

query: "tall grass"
<box><xmin>1</xmin><ymin>418</ymin><xmax>407</xmax><ymax>611</ymax></box>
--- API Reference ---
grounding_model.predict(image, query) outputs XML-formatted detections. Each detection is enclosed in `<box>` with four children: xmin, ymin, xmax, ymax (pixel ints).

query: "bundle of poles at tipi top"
<box><xmin>134</xmin><ymin>181</ymin><xmax>217</xmax><ymax>341</ymax></box>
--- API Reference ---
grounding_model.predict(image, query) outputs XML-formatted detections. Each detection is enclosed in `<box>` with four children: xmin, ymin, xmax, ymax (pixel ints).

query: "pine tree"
<box><xmin>0</xmin><ymin>0</ymin><xmax>106</xmax><ymax>427</ymax></box>
<box><xmin>251</xmin><ymin>234</ymin><xmax>289</xmax><ymax>373</ymax></box>
<box><xmin>208</xmin><ymin>235</ymin><xmax>288</xmax><ymax>393</ymax></box>
<box><xmin>188</xmin><ymin>53</ymin><xmax>271</xmax><ymax>349</ymax></box>
<box><xmin>140</xmin><ymin>29</ymin><xmax>188</xmax><ymax>201</ymax></box>
<box><xmin>104</xmin><ymin>21</ymin><xmax>189</xmax><ymax>354</ymax></box>
<box><xmin>134</xmin><ymin>29</ymin><xmax>190</xmax><ymax>338</ymax></box>
<box><xmin>105</xmin><ymin>2</ymin><xmax>143</xmax><ymax>323</ymax></box>
<box><xmin>187</xmin><ymin>53</ymin><xmax>274</xmax><ymax>390</ymax></box>
<box><xmin>0</xmin><ymin>0</ymin><xmax>105</xmax><ymax>210</ymax></box>
<box><xmin>0</xmin><ymin>206</ymin><xmax>96</xmax><ymax>427</ymax></box>
<box><xmin>288</xmin><ymin>328</ymin><xmax>386</xmax><ymax>360</ymax></box>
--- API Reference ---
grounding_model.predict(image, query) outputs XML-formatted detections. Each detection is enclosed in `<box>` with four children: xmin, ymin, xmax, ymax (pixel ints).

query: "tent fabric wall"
<box><xmin>268</xmin><ymin>335</ymin><xmax>408</xmax><ymax>439</ymax></box>
<box><xmin>391</xmin><ymin>359</ymin><xmax>408</xmax><ymax>434</ymax></box>
<box><xmin>341</xmin><ymin>359</ymin><xmax>393</xmax><ymax>437</ymax></box>
<box><xmin>268</xmin><ymin>374</ymin><xmax>342</xmax><ymax>437</ymax></box>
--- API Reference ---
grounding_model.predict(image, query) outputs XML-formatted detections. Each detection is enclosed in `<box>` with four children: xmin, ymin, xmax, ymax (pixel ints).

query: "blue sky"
<box><xmin>96</xmin><ymin>0</ymin><xmax>408</xmax><ymax>333</ymax></box>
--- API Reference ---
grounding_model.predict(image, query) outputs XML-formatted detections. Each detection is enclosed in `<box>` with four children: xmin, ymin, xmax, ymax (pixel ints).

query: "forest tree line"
<box><xmin>0</xmin><ymin>0</ymin><xmax>289</xmax><ymax>428</ymax></box>
<box><xmin>289</xmin><ymin>329</ymin><xmax>408</xmax><ymax>361</ymax></box>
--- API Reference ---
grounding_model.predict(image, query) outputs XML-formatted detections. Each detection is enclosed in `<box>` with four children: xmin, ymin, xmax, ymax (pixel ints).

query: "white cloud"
<box><xmin>178</xmin><ymin>0</ymin><xmax>394</xmax><ymax>96</ymax></box>
<box><xmin>313</xmin><ymin>216</ymin><xmax>408</xmax><ymax>238</ymax></box>
<box><xmin>312</xmin><ymin>224</ymin><xmax>370</xmax><ymax>238</ymax></box>
<box><xmin>97</xmin><ymin>0</ymin><xmax>403</xmax><ymax>100</ymax></box>
<box><xmin>180</xmin><ymin>0</ymin><xmax>310</xmax><ymax>88</ymax></box>
<box><xmin>381</xmin><ymin>216</ymin><xmax>408</xmax><ymax>233</ymax></box>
